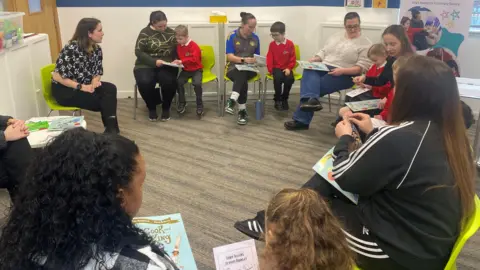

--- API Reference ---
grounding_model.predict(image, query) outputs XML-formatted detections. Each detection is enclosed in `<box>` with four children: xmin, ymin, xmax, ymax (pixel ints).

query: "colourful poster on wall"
<box><xmin>400</xmin><ymin>1</ymin><xmax>474</xmax><ymax>76</ymax></box>
<box><xmin>345</xmin><ymin>0</ymin><xmax>364</xmax><ymax>8</ymax></box>
<box><xmin>373</xmin><ymin>0</ymin><xmax>387</xmax><ymax>8</ymax></box>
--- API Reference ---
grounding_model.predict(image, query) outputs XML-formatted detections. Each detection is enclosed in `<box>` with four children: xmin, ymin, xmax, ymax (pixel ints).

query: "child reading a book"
<box><xmin>260</xmin><ymin>188</ymin><xmax>354</xmax><ymax>270</ymax></box>
<box><xmin>173</xmin><ymin>25</ymin><xmax>204</xmax><ymax>117</ymax></box>
<box><xmin>346</xmin><ymin>43</ymin><xmax>391</xmax><ymax>103</ymax></box>
<box><xmin>266</xmin><ymin>21</ymin><xmax>296</xmax><ymax>111</ymax></box>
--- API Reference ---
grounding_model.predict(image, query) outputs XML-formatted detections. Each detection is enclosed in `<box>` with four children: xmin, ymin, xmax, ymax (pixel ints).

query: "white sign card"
<box><xmin>213</xmin><ymin>239</ymin><xmax>259</xmax><ymax>270</ymax></box>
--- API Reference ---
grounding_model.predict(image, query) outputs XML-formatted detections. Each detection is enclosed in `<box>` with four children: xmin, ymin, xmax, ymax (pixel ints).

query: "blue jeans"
<box><xmin>293</xmin><ymin>68</ymin><xmax>354</xmax><ymax>125</ymax></box>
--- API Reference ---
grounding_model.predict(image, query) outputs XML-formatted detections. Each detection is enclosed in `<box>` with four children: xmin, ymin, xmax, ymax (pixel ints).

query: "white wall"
<box><xmin>56</xmin><ymin>7</ymin><xmax>480</xmax><ymax>98</ymax></box>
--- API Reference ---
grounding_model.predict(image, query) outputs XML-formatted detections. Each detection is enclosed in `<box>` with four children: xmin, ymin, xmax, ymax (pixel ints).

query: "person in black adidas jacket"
<box><xmin>234</xmin><ymin>55</ymin><xmax>476</xmax><ymax>270</ymax></box>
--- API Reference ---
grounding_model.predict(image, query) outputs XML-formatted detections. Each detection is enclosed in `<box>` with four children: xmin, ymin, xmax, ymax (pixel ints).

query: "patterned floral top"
<box><xmin>53</xmin><ymin>40</ymin><xmax>103</xmax><ymax>85</ymax></box>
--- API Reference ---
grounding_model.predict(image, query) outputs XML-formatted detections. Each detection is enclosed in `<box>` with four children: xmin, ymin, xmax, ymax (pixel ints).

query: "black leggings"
<box><xmin>254</xmin><ymin>174</ymin><xmax>407</xmax><ymax>270</ymax></box>
<box><xmin>0</xmin><ymin>137</ymin><xmax>32</xmax><ymax>202</ymax></box>
<box><xmin>227</xmin><ymin>69</ymin><xmax>256</xmax><ymax>104</ymax></box>
<box><xmin>52</xmin><ymin>81</ymin><xmax>118</xmax><ymax>126</ymax></box>
<box><xmin>134</xmin><ymin>66</ymin><xmax>178</xmax><ymax>111</ymax></box>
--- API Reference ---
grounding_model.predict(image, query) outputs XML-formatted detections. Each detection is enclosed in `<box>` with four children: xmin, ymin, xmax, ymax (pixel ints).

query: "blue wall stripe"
<box><xmin>57</xmin><ymin>0</ymin><xmax>400</xmax><ymax>8</ymax></box>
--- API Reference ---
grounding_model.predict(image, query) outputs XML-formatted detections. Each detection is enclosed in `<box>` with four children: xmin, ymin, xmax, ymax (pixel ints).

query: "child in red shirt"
<box><xmin>266</xmin><ymin>22</ymin><xmax>296</xmax><ymax>111</ymax></box>
<box><xmin>173</xmin><ymin>25</ymin><xmax>204</xmax><ymax>117</ymax></box>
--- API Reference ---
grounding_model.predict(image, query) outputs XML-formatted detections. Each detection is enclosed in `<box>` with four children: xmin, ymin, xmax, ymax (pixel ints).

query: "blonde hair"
<box><xmin>262</xmin><ymin>188</ymin><xmax>354</xmax><ymax>270</ymax></box>
<box><xmin>368</xmin><ymin>43</ymin><xmax>387</xmax><ymax>58</ymax></box>
<box><xmin>174</xmin><ymin>25</ymin><xmax>188</xmax><ymax>36</ymax></box>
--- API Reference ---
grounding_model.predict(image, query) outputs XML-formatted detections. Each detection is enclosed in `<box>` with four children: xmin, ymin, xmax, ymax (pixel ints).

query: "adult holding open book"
<box><xmin>284</xmin><ymin>12</ymin><xmax>372</xmax><ymax>131</ymax></box>
<box><xmin>0</xmin><ymin>129</ymin><xmax>179</xmax><ymax>270</ymax></box>
<box><xmin>52</xmin><ymin>18</ymin><xmax>119</xmax><ymax>134</ymax></box>
<box><xmin>224</xmin><ymin>12</ymin><xmax>260</xmax><ymax>125</ymax></box>
<box><xmin>235</xmin><ymin>56</ymin><xmax>475</xmax><ymax>270</ymax></box>
<box><xmin>134</xmin><ymin>11</ymin><xmax>178</xmax><ymax>122</ymax></box>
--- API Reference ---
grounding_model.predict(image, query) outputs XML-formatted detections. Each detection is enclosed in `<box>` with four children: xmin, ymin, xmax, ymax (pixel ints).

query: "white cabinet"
<box><xmin>0</xmin><ymin>34</ymin><xmax>51</xmax><ymax>120</ymax></box>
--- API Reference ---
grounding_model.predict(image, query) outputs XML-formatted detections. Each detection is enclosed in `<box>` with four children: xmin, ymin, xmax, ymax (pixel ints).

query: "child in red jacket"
<box><xmin>173</xmin><ymin>25</ymin><xmax>204</xmax><ymax>117</ymax></box>
<box><xmin>266</xmin><ymin>22</ymin><xmax>296</xmax><ymax>111</ymax></box>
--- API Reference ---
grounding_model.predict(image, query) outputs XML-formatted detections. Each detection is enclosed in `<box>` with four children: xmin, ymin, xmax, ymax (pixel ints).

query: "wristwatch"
<box><xmin>75</xmin><ymin>83</ymin><xmax>82</xmax><ymax>91</ymax></box>
<box><xmin>241</xmin><ymin>57</ymin><xmax>245</xmax><ymax>63</ymax></box>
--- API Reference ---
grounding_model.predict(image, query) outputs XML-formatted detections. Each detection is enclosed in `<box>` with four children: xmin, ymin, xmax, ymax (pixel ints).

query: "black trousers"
<box><xmin>0</xmin><ymin>137</ymin><xmax>32</xmax><ymax>201</ymax></box>
<box><xmin>134</xmin><ymin>66</ymin><xmax>178</xmax><ymax>111</ymax></box>
<box><xmin>272</xmin><ymin>68</ymin><xmax>294</xmax><ymax>101</ymax></box>
<box><xmin>177</xmin><ymin>69</ymin><xmax>203</xmax><ymax>107</ymax></box>
<box><xmin>226</xmin><ymin>69</ymin><xmax>256</xmax><ymax>104</ymax></box>
<box><xmin>52</xmin><ymin>81</ymin><xmax>118</xmax><ymax>128</ymax></box>
<box><xmin>254</xmin><ymin>173</ymin><xmax>407</xmax><ymax>270</ymax></box>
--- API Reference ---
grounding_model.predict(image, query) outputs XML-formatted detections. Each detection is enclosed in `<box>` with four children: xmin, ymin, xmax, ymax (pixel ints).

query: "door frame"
<box><xmin>4</xmin><ymin>0</ymin><xmax>62</xmax><ymax>54</ymax></box>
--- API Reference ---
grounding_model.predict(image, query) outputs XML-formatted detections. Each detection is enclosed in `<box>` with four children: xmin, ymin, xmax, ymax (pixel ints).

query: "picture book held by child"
<box><xmin>345</xmin><ymin>99</ymin><xmax>381</xmax><ymax>112</ymax></box>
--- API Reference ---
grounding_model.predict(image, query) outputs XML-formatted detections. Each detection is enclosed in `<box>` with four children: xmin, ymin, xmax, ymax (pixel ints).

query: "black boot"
<box><xmin>274</xmin><ymin>100</ymin><xmax>282</xmax><ymax>111</ymax></box>
<box><xmin>104</xmin><ymin>116</ymin><xmax>119</xmax><ymax>134</ymax></box>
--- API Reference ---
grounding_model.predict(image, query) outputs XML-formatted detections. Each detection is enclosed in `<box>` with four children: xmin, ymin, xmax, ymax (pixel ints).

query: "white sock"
<box><xmin>230</xmin><ymin>92</ymin><xmax>240</xmax><ymax>101</ymax></box>
<box><xmin>238</xmin><ymin>103</ymin><xmax>246</xmax><ymax>110</ymax></box>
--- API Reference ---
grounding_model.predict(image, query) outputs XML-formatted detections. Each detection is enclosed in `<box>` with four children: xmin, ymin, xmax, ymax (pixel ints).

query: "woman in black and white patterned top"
<box><xmin>52</xmin><ymin>18</ymin><xmax>119</xmax><ymax>134</ymax></box>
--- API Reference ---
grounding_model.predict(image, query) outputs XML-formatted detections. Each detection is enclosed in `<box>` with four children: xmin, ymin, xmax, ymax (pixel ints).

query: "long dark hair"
<box><xmin>383</xmin><ymin>25</ymin><xmax>414</xmax><ymax>56</ymax></box>
<box><xmin>0</xmin><ymin>128</ymin><xmax>152</xmax><ymax>269</ymax></box>
<box><xmin>390</xmin><ymin>55</ymin><xmax>476</xmax><ymax>219</ymax></box>
<box><xmin>149</xmin><ymin>10</ymin><xmax>167</xmax><ymax>26</ymax></box>
<box><xmin>240</xmin><ymin>12</ymin><xmax>255</xmax><ymax>25</ymax></box>
<box><xmin>400</xmin><ymin>16</ymin><xmax>410</xmax><ymax>26</ymax></box>
<box><xmin>70</xmin><ymin>18</ymin><xmax>101</xmax><ymax>53</ymax></box>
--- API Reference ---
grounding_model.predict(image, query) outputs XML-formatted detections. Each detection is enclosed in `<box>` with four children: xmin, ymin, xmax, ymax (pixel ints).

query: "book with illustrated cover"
<box><xmin>297</xmin><ymin>61</ymin><xmax>330</xmax><ymax>72</ymax></box>
<box><xmin>346</xmin><ymin>87</ymin><xmax>371</xmax><ymax>98</ymax></box>
<box><xmin>133</xmin><ymin>214</ymin><xmax>197</xmax><ymax>270</ymax></box>
<box><xmin>235</xmin><ymin>64</ymin><xmax>259</xmax><ymax>73</ymax></box>
<box><xmin>26</xmin><ymin>121</ymin><xmax>49</xmax><ymax>132</ymax></box>
<box><xmin>312</xmin><ymin>147</ymin><xmax>359</xmax><ymax>204</ymax></box>
<box><xmin>345</xmin><ymin>99</ymin><xmax>381</xmax><ymax>112</ymax></box>
<box><xmin>48</xmin><ymin>116</ymin><xmax>84</xmax><ymax>131</ymax></box>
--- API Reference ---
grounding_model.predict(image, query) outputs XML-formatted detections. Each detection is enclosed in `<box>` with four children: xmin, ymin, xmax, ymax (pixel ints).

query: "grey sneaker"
<box><xmin>225</xmin><ymin>99</ymin><xmax>236</xmax><ymax>115</ymax></box>
<box><xmin>237</xmin><ymin>109</ymin><xmax>248</xmax><ymax>125</ymax></box>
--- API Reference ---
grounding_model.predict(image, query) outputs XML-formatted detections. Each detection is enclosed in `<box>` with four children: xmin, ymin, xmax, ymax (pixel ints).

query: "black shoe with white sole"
<box><xmin>149</xmin><ymin>110</ymin><xmax>158</xmax><ymax>122</ymax></box>
<box><xmin>161</xmin><ymin>110</ymin><xmax>170</xmax><ymax>122</ymax></box>
<box><xmin>233</xmin><ymin>218</ymin><xmax>265</xmax><ymax>241</ymax></box>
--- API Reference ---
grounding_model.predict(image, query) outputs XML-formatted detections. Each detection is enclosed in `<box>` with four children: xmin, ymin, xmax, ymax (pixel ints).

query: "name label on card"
<box><xmin>213</xmin><ymin>239</ymin><xmax>259</xmax><ymax>270</ymax></box>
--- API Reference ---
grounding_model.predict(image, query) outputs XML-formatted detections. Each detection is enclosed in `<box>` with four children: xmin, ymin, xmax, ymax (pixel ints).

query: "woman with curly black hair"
<box><xmin>0</xmin><ymin>128</ymin><xmax>178</xmax><ymax>270</ymax></box>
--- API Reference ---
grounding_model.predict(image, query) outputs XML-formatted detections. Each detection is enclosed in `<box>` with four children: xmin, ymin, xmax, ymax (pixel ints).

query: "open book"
<box><xmin>48</xmin><ymin>116</ymin><xmax>84</xmax><ymax>131</ymax></box>
<box><xmin>346</xmin><ymin>87</ymin><xmax>371</xmax><ymax>98</ymax></box>
<box><xmin>133</xmin><ymin>214</ymin><xmax>197</xmax><ymax>270</ymax></box>
<box><xmin>235</xmin><ymin>64</ymin><xmax>259</xmax><ymax>73</ymax></box>
<box><xmin>297</xmin><ymin>60</ymin><xmax>330</xmax><ymax>72</ymax></box>
<box><xmin>162</xmin><ymin>62</ymin><xmax>184</xmax><ymax>68</ymax></box>
<box><xmin>254</xmin><ymin>54</ymin><xmax>266</xmax><ymax>66</ymax></box>
<box><xmin>312</xmin><ymin>147</ymin><xmax>359</xmax><ymax>204</ymax></box>
<box><xmin>345</xmin><ymin>99</ymin><xmax>381</xmax><ymax>112</ymax></box>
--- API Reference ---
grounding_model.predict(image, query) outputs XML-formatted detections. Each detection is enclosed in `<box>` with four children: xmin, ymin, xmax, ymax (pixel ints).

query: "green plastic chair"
<box><xmin>40</xmin><ymin>64</ymin><xmax>81</xmax><ymax>116</ymax></box>
<box><xmin>264</xmin><ymin>44</ymin><xmax>342</xmax><ymax>112</ymax></box>
<box><xmin>354</xmin><ymin>195</ymin><xmax>480</xmax><ymax>270</ymax></box>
